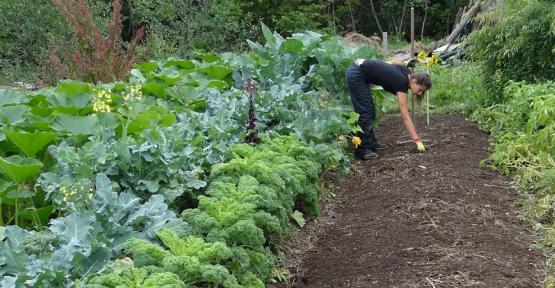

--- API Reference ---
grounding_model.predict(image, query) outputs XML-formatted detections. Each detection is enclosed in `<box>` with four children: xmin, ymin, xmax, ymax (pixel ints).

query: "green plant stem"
<box><xmin>0</xmin><ymin>199</ymin><xmax>4</xmax><ymax>226</ymax></box>
<box><xmin>15</xmin><ymin>197</ymin><xmax>19</xmax><ymax>226</ymax></box>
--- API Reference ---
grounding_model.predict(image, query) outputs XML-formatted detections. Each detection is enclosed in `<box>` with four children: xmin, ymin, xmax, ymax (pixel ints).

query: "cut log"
<box><xmin>454</xmin><ymin>7</ymin><xmax>464</xmax><ymax>27</ymax></box>
<box><xmin>445</xmin><ymin>1</ymin><xmax>482</xmax><ymax>44</ymax></box>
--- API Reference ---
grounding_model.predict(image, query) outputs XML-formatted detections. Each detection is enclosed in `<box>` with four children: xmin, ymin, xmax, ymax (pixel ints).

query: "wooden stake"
<box><xmin>411</xmin><ymin>7</ymin><xmax>415</xmax><ymax>125</ymax></box>
<box><xmin>411</xmin><ymin>7</ymin><xmax>415</xmax><ymax>57</ymax></box>
<box><xmin>382</xmin><ymin>32</ymin><xmax>389</xmax><ymax>56</ymax></box>
<box><xmin>427</xmin><ymin>90</ymin><xmax>430</xmax><ymax>125</ymax></box>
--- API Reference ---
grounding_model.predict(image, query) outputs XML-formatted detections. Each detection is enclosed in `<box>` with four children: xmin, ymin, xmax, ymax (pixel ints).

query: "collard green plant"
<box><xmin>0</xmin><ymin>173</ymin><xmax>185</xmax><ymax>287</ymax></box>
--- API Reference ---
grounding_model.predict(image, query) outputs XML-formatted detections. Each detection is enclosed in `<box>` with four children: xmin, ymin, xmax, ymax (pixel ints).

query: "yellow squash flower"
<box><xmin>352</xmin><ymin>136</ymin><xmax>362</xmax><ymax>148</ymax></box>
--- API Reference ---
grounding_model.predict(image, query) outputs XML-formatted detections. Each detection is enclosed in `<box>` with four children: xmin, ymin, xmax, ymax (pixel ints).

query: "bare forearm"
<box><xmin>397</xmin><ymin>92</ymin><xmax>419</xmax><ymax>141</ymax></box>
<box><xmin>400</xmin><ymin>110</ymin><xmax>419</xmax><ymax>140</ymax></box>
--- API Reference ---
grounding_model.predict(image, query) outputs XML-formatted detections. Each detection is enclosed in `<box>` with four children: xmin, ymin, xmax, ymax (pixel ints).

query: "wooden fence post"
<box><xmin>382</xmin><ymin>32</ymin><xmax>389</xmax><ymax>56</ymax></box>
<box><xmin>411</xmin><ymin>7</ymin><xmax>416</xmax><ymax>124</ymax></box>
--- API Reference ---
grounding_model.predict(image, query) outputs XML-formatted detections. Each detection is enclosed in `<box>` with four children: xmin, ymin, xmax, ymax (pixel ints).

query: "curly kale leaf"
<box><xmin>84</xmin><ymin>260</ymin><xmax>185</xmax><ymax>288</ymax></box>
<box><xmin>156</xmin><ymin>228</ymin><xmax>232</xmax><ymax>263</ymax></box>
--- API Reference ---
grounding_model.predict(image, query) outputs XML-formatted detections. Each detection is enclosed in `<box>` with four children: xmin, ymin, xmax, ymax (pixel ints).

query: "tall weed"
<box><xmin>46</xmin><ymin>0</ymin><xmax>145</xmax><ymax>84</ymax></box>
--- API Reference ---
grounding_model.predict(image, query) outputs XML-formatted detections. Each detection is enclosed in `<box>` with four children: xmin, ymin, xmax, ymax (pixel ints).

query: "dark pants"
<box><xmin>346</xmin><ymin>64</ymin><xmax>378</xmax><ymax>152</ymax></box>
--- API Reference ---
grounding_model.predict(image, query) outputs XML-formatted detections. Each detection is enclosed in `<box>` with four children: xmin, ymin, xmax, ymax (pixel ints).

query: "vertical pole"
<box><xmin>427</xmin><ymin>91</ymin><xmax>430</xmax><ymax>125</ymax></box>
<box><xmin>411</xmin><ymin>7</ymin><xmax>415</xmax><ymax>57</ymax></box>
<box><xmin>411</xmin><ymin>7</ymin><xmax>415</xmax><ymax>124</ymax></box>
<box><xmin>382</xmin><ymin>32</ymin><xmax>389</xmax><ymax>56</ymax></box>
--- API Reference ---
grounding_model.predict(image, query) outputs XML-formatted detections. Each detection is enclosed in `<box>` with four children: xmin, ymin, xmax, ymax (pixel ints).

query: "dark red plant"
<box><xmin>47</xmin><ymin>0</ymin><xmax>145</xmax><ymax>84</ymax></box>
<box><xmin>244</xmin><ymin>79</ymin><xmax>260</xmax><ymax>144</ymax></box>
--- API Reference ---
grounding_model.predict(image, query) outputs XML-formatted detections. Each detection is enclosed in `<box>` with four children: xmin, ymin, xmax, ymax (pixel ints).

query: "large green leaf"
<box><xmin>0</xmin><ymin>105</ymin><xmax>30</xmax><ymax>125</ymax></box>
<box><xmin>0</xmin><ymin>155</ymin><xmax>43</xmax><ymax>183</ymax></box>
<box><xmin>28</xmin><ymin>115</ymin><xmax>53</xmax><ymax>131</ymax></box>
<box><xmin>0</xmin><ymin>180</ymin><xmax>17</xmax><ymax>204</ymax></box>
<box><xmin>199</xmin><ymin>53</ymin><xmax>221</xmax><ymax>63</ymax></box>
<box><xmin>164</xmin><ymin>58</ymin><xmax>195</xmax><ymax>69</ymax></box>
<box><xmin>127</xmin><ymin>106</ymin><xmax>176</xmax><ymax>134</ymax></box>
<box><xmin>3</xmin><ymin>129</ymin><xmax>57</xmax><ymax>157</ymax></box>
<box><xmin>26</xmin><ymin>93</ymin><xmax>49</xmax><ymax>108</ymax></box>
<box><xmin>73</xmin><ymin>246</ymin><xmax>111</xmax><ymax>277</ymax></box>
<box><xmin>94</xmin><ymin>173</ymin><xmax>117</xmax><ymax>214</ymax></box>
<box><xmin>0</xmin><ymin>89</ymin><xmax>27</xmax><ymax>106</ymax></box>
<box><xmin>6</xmin><ymin>188</ymin><xmax>35</xmax><ymax>199</ymax></box>
<box><xmin>52</xmin><ymin>114</ymin><xmax>99</xmax><ymax>135</ymax></box>
<box><xmin>135</xmin><ymin>61</ymin><xmax>160</xmax><ymax>73</ymax></box>
<box><xmin>261</xmin><ymin>22</ymin><xmax>276</xmax><ymax>48</ymax></box>
<box><xmin>187</xmin><ymin>99</ymin><xmax>207</xmax><ymax>113</ymax></box>
<box><xmin>168</xmin><ymin>86</ymin><xmax>201</xmax><ymax>103</ymax></box>
<box><xmin>129</xmin><ymin>69</ymin><xmax>147</xmax><ymax>84</ymax></box>
<box><xmin>0</xmin><ymin>276</ymin><xmax>16</xmax><ymax>288</ymax></box>
<box><xmin>96</xmin><ymin>112</ymin><xmax>120</xmax><ymax>130</ymax></box>
<box><xmin>20</xmin><ymin>205</ymin><xmax>54</xmax><ymax>226</ymax></box>
<box><xmin>199</xmin><ymin>65</ymin><xmax>232</xmax><ymax>80</ymax></box>
<box><xmin>142</xmin><ymin>80</ymin><xmax>167</xmax><ymax>98</ymax></box>
<box><xmin>50</xmin><ymin>212</ymin><xmax>95</xmax><ymax>264</ymax></box>
<box><xmin>207</xmin><ymin>80</ymin><xmax>230</xmax><ymax>91</ymax></box>
<box><xmin>0</xmin><ymin>226</ymin><xmax>30</xmax><ymax>276</ymax></box>
<box><xmin>48</xmin><ymin>81</ymin><xmax>93</xmax><ymax>109</ymax></box>
<box><xmin>280</xmin><ymin>39</ymin><xmax>304</xmax><ymax>54</ymax></box>
<box><xmin>30</xmin><ymin>107</ymin><xmax>55</xmax><ymax>117</ymax></box>
<box><xmin>156</xmin><ymin>70</ymin><xmax>182</xmax><ymax>85</ymax></box>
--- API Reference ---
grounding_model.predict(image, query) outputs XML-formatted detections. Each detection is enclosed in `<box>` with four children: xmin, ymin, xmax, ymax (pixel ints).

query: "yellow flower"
<box><xmin>123</xmin><ymin>85</ymin><xmax>143</xmax><ymax>103</ymax></box>
<box><xmin>92</xmin><ymin>88</ymin><xmax>113</xmax><ymax>112</ymax></box>
<box><xmin>416</xmin><ymin>51</ymin><xmax>441</xmax><ymax>67</ymax></box>
<box><xmin>352</xmin><ymin>136</ymin><xmax>362</xmax><ymax>148</ymax></box>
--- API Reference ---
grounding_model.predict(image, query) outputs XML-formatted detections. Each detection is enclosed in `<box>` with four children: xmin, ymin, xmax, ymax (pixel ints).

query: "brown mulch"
<box><xmin>271</xmin><ymin>114</ymin><xmax>545</xmax><ymax>288</ymax></box>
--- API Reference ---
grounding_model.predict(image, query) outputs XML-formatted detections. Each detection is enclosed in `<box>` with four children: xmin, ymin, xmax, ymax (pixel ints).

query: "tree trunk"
<box><xmin>370</xmin><ymin>0</ymin><xmax>383</xmax><ymax>34</ymax></box>
<box><xmin>398</xmin><ymin>0</ymin><xmax>408</xmax><ymax>38</ymax></box>
<box><xmin>420</xmin><ymin>0</ymin><xmax>428</xmax><ymax>40</ymax></box>
<box><xmin>347</xmin><ymin>0</ymin><xmax>357</xmax><ymax>32</ymax></box>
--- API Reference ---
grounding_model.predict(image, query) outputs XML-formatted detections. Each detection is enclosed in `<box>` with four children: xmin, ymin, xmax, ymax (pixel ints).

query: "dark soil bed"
<box><xmin>271</xmin><ymin>114</ymin><xmax>544</xmax><ymax>288</ymax></box>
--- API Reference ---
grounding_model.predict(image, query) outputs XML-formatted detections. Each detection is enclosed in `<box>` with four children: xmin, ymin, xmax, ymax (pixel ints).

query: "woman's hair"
<box><xmin>410</xmin><ymin>72</ymin><xmax>432</xmax><ymax>104</ymax></box>
<box><xmin>412</xmin><ymin>72</ymin><xmax>432</xmax><ymax>89</ymax></box>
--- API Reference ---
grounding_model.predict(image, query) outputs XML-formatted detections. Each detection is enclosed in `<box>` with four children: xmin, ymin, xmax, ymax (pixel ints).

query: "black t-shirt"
<box><xmin>359</xmin><ymin>60</ymin><xmax>410</xmax><ymax>94</ymax></box>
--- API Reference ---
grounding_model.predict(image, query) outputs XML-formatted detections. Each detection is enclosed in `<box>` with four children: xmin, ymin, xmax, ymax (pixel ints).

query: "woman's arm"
<box><xmin>386</xmin><ymin>60</ymin><xmax>404</xmax><ymax>65</ymax></box>
<box><xmin>396</xmin><ymin>92</ymin><xmax>419</xmax><ymax>141</ymax></box>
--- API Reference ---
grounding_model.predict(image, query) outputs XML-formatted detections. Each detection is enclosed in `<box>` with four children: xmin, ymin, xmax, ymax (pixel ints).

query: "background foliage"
<box><xmin>0</xmin><ymin>0</ymin><xmax>469</xmax><ymax>85</ymax></box>
<box><xmin>468</xmin><ymin>0</ymin><xmax>555</xmax><ymax>103</ymax></box>
<box><xmin>0</xmin><ymin>22</ymin><xmax>381</xmax><ymax>286</ymax></box>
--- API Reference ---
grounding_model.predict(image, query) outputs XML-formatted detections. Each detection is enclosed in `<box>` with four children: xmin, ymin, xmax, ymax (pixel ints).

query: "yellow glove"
<box><xmin>415</xmin><ymin>140</ymin><xmax>425</xmax><ymax>153</ymax></box>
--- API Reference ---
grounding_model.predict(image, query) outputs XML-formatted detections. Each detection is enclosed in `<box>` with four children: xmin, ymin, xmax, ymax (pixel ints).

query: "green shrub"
<box><xmin>472</xmin><ymin>81</ymin><xmax>555</xmax><ymax>170</ymax></box>
<box><xmin>128</xmin><ymin>0</ymin><xmax>259</xmax><ymax>58</ymax></box>
<box><xmin>468</xmin><ymin>0</ymin><xmax>555</xmax><ymax>103</ymax></box>
<box><xmin>472</xmin><ymin>80</ymin><xmax>555</xmax><ymax>239</ymax></box>
<box><xmin>0</xmin><ymin>0</ymin><xmax>65</xmax><ymax>85</ymax></box>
